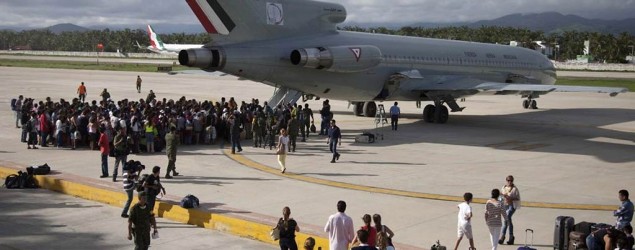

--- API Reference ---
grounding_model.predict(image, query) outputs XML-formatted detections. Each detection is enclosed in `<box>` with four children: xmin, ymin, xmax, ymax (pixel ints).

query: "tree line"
<box><xmin>1</xmin><ymin>26</ymin><xmax>633</xmax><ymax>63</ymax></box>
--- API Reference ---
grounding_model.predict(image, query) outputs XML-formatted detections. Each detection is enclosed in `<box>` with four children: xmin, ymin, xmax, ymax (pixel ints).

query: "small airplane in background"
<box><xmin>178</xmin><ymin>0</ymin><xmax>628</xmax><ymax>124</ymax></box>
<box><xmin>136</xmin><ymin>24</ymin><xmax>202</xmax><ymax>54</ymax></box>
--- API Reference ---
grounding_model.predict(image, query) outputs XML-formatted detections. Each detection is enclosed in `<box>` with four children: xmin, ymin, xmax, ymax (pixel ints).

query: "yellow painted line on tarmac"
<box><xmin>224</xmin><ymin>150</ymin><xmax>616</xmax><ymax>211</ymax></box>
<box><xmin>0</xmin><ymin>166</ymin><xmax>331</xmax><ymax>250</ymax></box>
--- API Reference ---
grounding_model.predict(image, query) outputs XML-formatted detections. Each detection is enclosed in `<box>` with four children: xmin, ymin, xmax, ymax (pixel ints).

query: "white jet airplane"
<box><xmin>137</xmin><ymin>25</ymin><xmax>202</xmax><ymax>55</ymax></box>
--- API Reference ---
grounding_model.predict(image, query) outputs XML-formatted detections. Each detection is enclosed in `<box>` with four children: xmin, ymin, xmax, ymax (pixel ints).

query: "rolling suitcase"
<box><xmin>518</xmin><ymin>229</ymin><xmax>536</xmax><ymax>250</ymax></box>
<box><xmin>568</xmin><ymin>231</ymin><xmax>587</xmax><ymax>250</ymax></box>
<box><xmin>554</xmin><ymin>216</ymin><xmax>575</xmax><ymax>250</ymax></box>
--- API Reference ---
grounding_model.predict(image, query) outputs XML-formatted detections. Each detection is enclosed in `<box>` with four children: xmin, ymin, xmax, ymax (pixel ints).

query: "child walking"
<box><xmin>454</xmin><ymin>192</ymin><xmax>476</xmax><ymax>250</ymax></box>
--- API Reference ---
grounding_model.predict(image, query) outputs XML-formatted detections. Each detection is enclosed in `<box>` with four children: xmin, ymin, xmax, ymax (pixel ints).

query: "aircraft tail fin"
<box><xmin>184</xmin><ymin>0</ymin><xmax>347</xmax><ymax>44</ymax></box>
<box><xmin>147</xmin><ymin>25</ymin><xmax>165</xmax><ymax>50</ymax></box>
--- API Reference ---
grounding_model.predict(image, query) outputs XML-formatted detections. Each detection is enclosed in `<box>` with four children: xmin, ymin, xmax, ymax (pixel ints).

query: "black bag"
<box><xmin>136</xmin><ymin>174</ymin><xmax>149</xmax><ymax>192</ymax></box>
<box><xmin>4</xmin><ymin>174</ymin><xmax>20</xmax><ymax>189</ymax></box>
<box><xmin>32</xmin><ymin>164</ymin><xmax>51</xmax><ymax>175</ymax></box>
<box><xmin>10</xmin><ymin>98</ymin><xmax>17</xmax><ymax>111</ymax></box>
<box><xmin>310</xmin><ymin>122</ymin><xmax>316</xmax><ymax>133</ymax></box>
<box><xmin>554</xmin><ymin>216</ymin><xmax>575</xmax><ymax>250</ymax></box>
<box><xmin>180</xmin><ymin>194</ymin><xmax>200</xmax><ymax>209</ymax></box>
<box><xmin>4</xmin><ymin>171</ymin><xmax>37</xmax><ymax>189</ymax></box>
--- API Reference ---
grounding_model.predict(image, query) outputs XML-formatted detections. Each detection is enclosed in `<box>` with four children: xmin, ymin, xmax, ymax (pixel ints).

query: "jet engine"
<box><xmin>290</xmin><ymin>45</ymin><xmax>381</xmax><ymax>73</ymax></box>
<box><xmin>178</xmin><ymin>48</ymin><xmax>225</xmax><ymax>70</ymax></box>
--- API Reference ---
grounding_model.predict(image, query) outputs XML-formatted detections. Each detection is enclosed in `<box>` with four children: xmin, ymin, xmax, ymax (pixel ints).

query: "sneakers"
<box><xmin>121</xmin><ymin>214</ymin><xmax>129</xmax><ymax>218</ymax></box>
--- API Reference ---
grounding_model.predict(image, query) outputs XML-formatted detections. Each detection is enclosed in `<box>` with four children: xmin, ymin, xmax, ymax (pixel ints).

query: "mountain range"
<box><xmin>2</xmin><ymin>12</ymin><xmax>634</xmax><ymax>34</ymax></box>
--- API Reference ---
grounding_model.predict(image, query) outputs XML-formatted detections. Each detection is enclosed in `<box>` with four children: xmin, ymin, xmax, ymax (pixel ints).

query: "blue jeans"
<box><xmin>231</xmin><ymin>135</ymin><xmax>242</xmax><ymax>152</ymax></box>
<box><xmin>101</xmin><ymin>153</ymin><xmax>108</xmax><ymax>177</ymax></box>
<box><xmin>122</xmin><ymin>189</ymin><xmax>134</xmax><ymax>215</ymax></box>
<box><xmin>501</xmin><ymin>205</ymin><xmax>516</xmax><ymax>238</ymax></box>
<box><xmin>57</xmin><ymin>132</ymin><xmax>64</xmax><ymax>147</ymax></box>
<box><xmin>329</xmin><ymin>139</ymin><xmax>339</xmax><ymax>161</ymax></box>
<box><xmin>586</xmin><ymin>234</ymin><xmax>600</xmax><ymax>250</ymax></box>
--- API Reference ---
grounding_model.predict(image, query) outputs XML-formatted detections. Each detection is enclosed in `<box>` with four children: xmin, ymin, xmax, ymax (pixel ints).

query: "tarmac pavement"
<box><xmin>0</xmin><ymin>188</ymin><xmax>277</xmax><ymax>250</ymax></box>
<box><xmin>1</xmin><ymin>66</ymin><xmax>634</xmax><ymax>249</ymax></box>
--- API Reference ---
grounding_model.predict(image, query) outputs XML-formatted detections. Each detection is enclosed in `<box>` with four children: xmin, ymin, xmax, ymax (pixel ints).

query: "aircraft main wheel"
<box><xmin>423</xmin><ymin>105</ymin><xmax>435</xmax><ymax>123</ymax></box>
<box><xmin>522</xmin><ymin>99</ymin><xmax>530</xmax><ymax>109</ymax></box>
<box><xmin>530</xmin><ymin>100</ymin><xmax>538</xmax><ymax>109</ymax></box>
<box><xmin>434</xmin><ymin>105</ymin><xmax>449</xmax><ymax>124</ymax></box>
<box><xmin>363</xmin><ymin>101</ymin><xmax>377</xmax><ymax>117</ymax></box>
<box><xmin>352</xmin><ymin>102</ymin><xmax>364</xmax><ymax>116</ymax></box>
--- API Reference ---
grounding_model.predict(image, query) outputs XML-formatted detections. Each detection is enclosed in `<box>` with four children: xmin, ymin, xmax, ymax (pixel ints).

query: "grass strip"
<box><xmin>0</xmin><ymin>59</ymin><xmax>188</xmax><ymax>72</ymax></box>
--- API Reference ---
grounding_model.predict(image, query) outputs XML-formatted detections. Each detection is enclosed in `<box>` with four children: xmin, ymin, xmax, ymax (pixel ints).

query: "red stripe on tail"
<box><xmin>186</xmin><ymin>0</ymin><xmax>218</xmax><ymax>34</ymax></box>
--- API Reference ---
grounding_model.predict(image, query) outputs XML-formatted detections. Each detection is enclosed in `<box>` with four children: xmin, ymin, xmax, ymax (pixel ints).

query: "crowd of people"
<box><xmin>10</xmin><ymin>84</ymin><xmax>633</xmax><ymax>250</ymax></box>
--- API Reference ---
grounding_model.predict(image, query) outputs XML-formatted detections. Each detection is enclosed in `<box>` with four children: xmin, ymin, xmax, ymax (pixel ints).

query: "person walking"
<box><xmin>112</xmin><ymin>127</ymin><xmax>128</xmax><ymax>182</ymax></box>
<box><xmin>324</xmin><ymin>200</ymin><xmax>355</xmax><ymax>250</ymax></box>
<box><xmin>485</xmin><ymin>189</ymin><xmax>507</xmax><ymax>250</ymax></box>
<box><xmin>98</xmin><ymin>126</ymin><xmax>110</xmax><ymax>178</ymax></box>
<box><xmin>326</xmin><ymin>119</ymin><xmax>341</xmax><ymax>163</ymax></box>
<box><xmin>143</xmin><ymin>166</ymin><xmax>165</xmax><ymax>214</ymax></box>
<box><xmin>136</xmin><ymin>75</ymin><xmax>142</xmax><ymax>93</ymax></box>
<box><xmin>121</xmin><ymin>164</ymin><xmax>139</xmax><ymax>218</ymax></box>
<box><xmin>277</xmin><ymin>128</ymin><xmax>290</xmax><ymax>173</ymax></box>
<box><xmin>302</xmin><ymin>104</ymin><xmax>314</xmax><ymax>140</ymax></box>
<box><xmin>373</xmin><ymin>214</ymin><xmax>395</xmax><ymax>248</ymax></box>
<box><xmin>14</xmin><ymin>95</ymin><xmax>23</xmax><ymax>128</ymax></box>
<box><xmin>127</xmin><ymin>191</ymin><xmax>158</xmax><ymax>250</ymax></box>
<box><xmin>500</xmin><ymin>175</ymin><xmax>521</xmax><ymax>245</ymax></box>
<box><xmin>77</xmin><ymin>82</ymin><xmax>87</xmax><ymax>103</ymax></box>
<box><xmin>164</xmin><ymin>126</ymin><xmax>179</xmax><ymax>179</ymax></box>
<box><xmin>100</xmin><ymin>88</ymin><xmax>110</xmax><ymax>106</ymax></box>
<box><xmin>287</xmin><ymin>115</ymin><xmax>299</xmax><ymax>152</ymax></box>
<box><xmin>277</xmin><ymin>206</ymin><xmax>300</xmax><ymax>250</ymax></box>
<box><xmin>389</xmin><ymin>102</ymin><xmax>400</xmax><ymax>131</ymax></box>
<box><xmin>352</xmin><ymin>214</ymin><xmax>377</xmax><ymax>248</ymax></box>
<box><xmin>453</xmin><ymin>192</ymin><xmax>475</xmax><ymax>250</ymax></box>
<box><xmin>614</xmin><ymin>189</ymin><xmax>633</xmax><ymax>230</ymax></box>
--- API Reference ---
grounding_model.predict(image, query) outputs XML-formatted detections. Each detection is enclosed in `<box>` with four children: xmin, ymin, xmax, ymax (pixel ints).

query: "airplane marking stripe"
<box><xmin>147</xmin><ymin>25</ymin><xmax>158</xmax><ymax>48</ymax></box>
<box><xmin>206</xmin><ymin>0</ymin><xmax>235</xmax><ymax>32</ymax></box>
<box><xmin>186</xmin><ymin>0</ymin><xmax>219</xmax><ymax>34</ymax></box>
<box><xmin>196</xmin><ymin>0</ymin><xmax>230</xmax><ymax>35</ymax></box>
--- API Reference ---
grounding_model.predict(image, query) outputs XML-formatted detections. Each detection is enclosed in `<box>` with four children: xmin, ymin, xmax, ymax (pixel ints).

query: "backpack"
<box><xmin>136</xmin><ymin>174</ymin><xmax>149</xmax><ymax>192</ymax></box>
<box><xmin>180</xmin><ymin>194</ymin><xmax>200</xmax><ymax>209</ymax></box>
<box><xmin>10</xmin><ymin>98</ymin><xmax>17</xmax><ymax>111</ymax></box>
<box><xmin>4</xmin><ymin>171</ymin><xmax>37</xmax><ymax>189</ymax></box>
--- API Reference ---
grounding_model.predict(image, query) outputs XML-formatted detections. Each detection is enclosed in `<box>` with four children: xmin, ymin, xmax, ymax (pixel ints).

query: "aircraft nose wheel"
<box><xmin>522</xmin><ymin>99</ymin><xmax>538</xmax><ymax>109</ymax></box>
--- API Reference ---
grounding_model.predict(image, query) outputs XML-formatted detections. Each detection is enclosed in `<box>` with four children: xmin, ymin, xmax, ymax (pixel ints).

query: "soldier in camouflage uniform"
<box><xmin>127</xmin><ymin>191</ymin><xmax>157</xmax><ymax>250</ymax></box>
<box><xmin>164</xmin><ymin>126</ymin><xmax>179</xmax><ymax>179</ymax></box>
<box><xmin>287</xmin><ymin>115</ymin><xmax>300</xmax><ymax>152</ymax></box>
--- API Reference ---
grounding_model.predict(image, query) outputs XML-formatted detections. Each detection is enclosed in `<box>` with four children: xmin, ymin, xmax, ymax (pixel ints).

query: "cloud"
<box><xmin>1</xmin><ymin>0</ymin><xmax>633</xmax><ymax>28</ymax></box>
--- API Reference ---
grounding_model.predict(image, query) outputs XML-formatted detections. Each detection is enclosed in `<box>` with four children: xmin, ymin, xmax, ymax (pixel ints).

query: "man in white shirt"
<box><xmin>389</xmin><ymin>102</ymin><xmax>400</xmax><ymax>131</ymax></box>
<box><xmin>324</xmin><ymin>200</ymin><xmax>355</xmax><ymax>250</ymax></box>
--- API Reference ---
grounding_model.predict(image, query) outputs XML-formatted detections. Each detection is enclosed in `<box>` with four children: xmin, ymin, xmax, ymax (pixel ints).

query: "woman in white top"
<box><xmin>485</xmin><ymin>189</ymin><xmax>507</xmax><ymax>250</ymax></box>
<box><xmin>277</xmin><ymin>128</ymin><xmax>289</xmax><ymax>173</ymax></box>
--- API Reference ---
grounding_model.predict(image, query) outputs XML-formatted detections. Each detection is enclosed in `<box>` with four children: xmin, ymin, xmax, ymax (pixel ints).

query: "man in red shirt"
<box><xmin>39</xmin><ymin>111</ymin><xmax>50</xmax><ymax>147</ymax></box>
<box><xmin>98</xmin><ymin>126</ymin><xmax>110</xmax><ymax>178</ymax></box>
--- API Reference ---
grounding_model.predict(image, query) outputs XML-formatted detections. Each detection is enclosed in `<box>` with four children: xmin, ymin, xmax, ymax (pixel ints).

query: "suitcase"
<box><xmin>568</xmin><ymin>231</ymin><xmax>587</xmax><ymax>250</ymax></box>
<box><xmin>518</xmin><ymin>229</ymin><xmax>536</xmax><ymax>250</ymax></box>
<box><xmin>32</xmin><ymin>163</ymin><xmax>51</xmax><ymax>175</ymax></box>
<box><xmin>354</xmin><ymin>133</ymin><xmax>375</xmax><ymax>143</ymax></box>
<box><xmin>554</xmin><ymin>216</ymin><xmax>575</xmax><ymax>250</ymax></box>
<box><xmin>574</xmin><ymin>222</ymin><xmax>596</xmax><ymax>236</ymax></box>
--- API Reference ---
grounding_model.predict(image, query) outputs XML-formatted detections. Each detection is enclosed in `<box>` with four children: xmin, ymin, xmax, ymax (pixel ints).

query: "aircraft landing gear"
<box><xmin>522</xmin><ymin>98</ymin><xmax>538</xmax><ymax>109</ymax></box>
<box><xmin>422</xmin><ymin>103</ymin><xmax>449</xmax><ymax>124</ymax></box>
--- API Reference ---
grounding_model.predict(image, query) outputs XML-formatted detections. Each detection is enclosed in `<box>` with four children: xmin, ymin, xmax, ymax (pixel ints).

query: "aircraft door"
<box><xmin>374</xmin><ymin>73</ymin><xmax>402</xmax><ymax>100</ymax></box>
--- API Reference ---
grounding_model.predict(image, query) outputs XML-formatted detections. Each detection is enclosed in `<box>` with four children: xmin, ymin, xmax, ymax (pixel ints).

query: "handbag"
<box><xmin>310</xmin><ymin>122</ymin><xmax>316</xmax><ymax>133</ymax></box>
<box><xmin>270</xmin><ymin>226</ymin><xmax>280</xmax><ymax>241</ymax></box>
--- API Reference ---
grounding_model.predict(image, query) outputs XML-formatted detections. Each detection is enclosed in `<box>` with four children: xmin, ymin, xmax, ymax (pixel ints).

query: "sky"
<box><xmin>1</xmin><ymin>0</ymin><xmax>634</xmax><ymax>28</ymax></box>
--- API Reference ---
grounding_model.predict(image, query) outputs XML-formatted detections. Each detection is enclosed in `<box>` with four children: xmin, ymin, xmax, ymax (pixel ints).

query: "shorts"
<box><xmin>457</xmin><ymin>223</ymin><xmax>473</xmax><ymax>239</ymax></box>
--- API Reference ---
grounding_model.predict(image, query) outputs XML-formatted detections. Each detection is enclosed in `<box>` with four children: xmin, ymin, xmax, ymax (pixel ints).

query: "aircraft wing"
<box><xmin>474</xmin><ymin>83</ymin><xmax>628</xmax><ymax>97</ymax></box>
<box><xmin>400</xmin><ymin>73</ymin><xmax>628</xmax><ymax>97</ymax></box>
